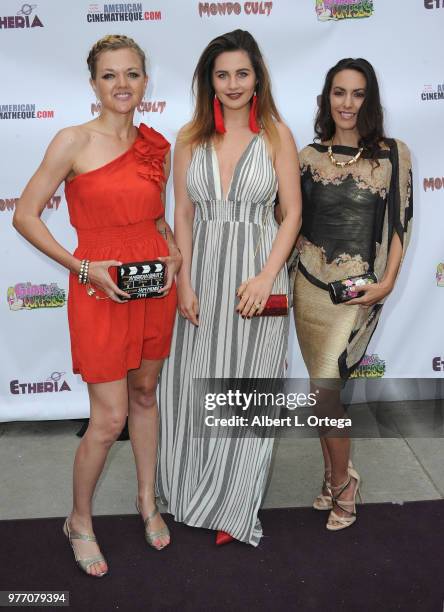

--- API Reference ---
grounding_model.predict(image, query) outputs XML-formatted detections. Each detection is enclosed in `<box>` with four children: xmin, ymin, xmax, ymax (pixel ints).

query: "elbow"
<box><xmin>12</xmin><ymin>208</ymin><xmax>28</xmax><ymax>235</ymax></box>
<box><xmin>12</xmin><ymin>210</ymin><xmax>22</xmax><ymax>232</ymax></box>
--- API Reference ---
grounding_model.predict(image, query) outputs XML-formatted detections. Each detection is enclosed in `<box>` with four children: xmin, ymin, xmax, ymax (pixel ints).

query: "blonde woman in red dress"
<box><xmin>13</xmin><ymin>35</ymin><xmax>180</xmax><ymax>577</ymax></box>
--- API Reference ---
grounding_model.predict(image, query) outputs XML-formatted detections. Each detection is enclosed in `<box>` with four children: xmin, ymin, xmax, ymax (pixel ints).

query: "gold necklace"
<box><xmin>327</xmin><ymin>140</ymin><xmax>363</xmax><ymax>167</ymax></box>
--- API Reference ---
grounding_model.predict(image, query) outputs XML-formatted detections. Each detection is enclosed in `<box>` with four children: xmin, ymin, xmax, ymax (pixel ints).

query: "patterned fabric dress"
<box><xmin>157</xmin><ymin>133</ymin><xmax>289</xmax><ymax>546</ymax></box>
<box><xmin>292</xmin><ymin>139</ymin><xmax>413</xmax><ymax>380</ymax></box>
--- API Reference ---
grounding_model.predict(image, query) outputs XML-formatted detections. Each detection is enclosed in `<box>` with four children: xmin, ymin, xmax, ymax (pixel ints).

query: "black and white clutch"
<box><xmin>328</xmin><ymin>272</ymin><xmax>377</xmax><ymax>304</ymax></box>
<box><xmin>117</xmin><ymin>260</ymin><xmax>166</xmax><ymax>300</ymax></box>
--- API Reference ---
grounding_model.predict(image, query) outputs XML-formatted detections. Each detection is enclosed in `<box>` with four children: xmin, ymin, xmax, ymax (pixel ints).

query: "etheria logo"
<box><xmin>10</xmin><ymin>371</ymin><xmax>71</xmax><ymax>395</ymax></box>
<box><xmin>198</xmin><ymin>2</ymin><xmax>273</xmax><ymax>17</ymax></box>
<box><xmin>87</xmin><ymin>3</ymin><xmax>161</xmax><ymax>22</ymax></box>
<box><xmin>0</xmin><ymin>4</ymin><xmax>44</xmax><ymax>29</ymax></box>
<box><xmin>350</xmin><ymin>354</ymin><xmax>385</xmax><ymax>378</ymax></box>
<box><xmin>432</xmin><ymin>357</ymin><xmax>444</xmax><ymax>371</ymax></box>
<box><xmin>90</xmin><ymin>99</ymin><xmax>166</xmax><ymax>115</ymax></box>
<box><xmin>315</xmin><ymin>0</ymin><xmax>373</xmax><ymax>21</ymax></box>
<box><xmin>7</xmin><ymin>282</ymin><xmax>66</xmax><ymax>310</ymax></box>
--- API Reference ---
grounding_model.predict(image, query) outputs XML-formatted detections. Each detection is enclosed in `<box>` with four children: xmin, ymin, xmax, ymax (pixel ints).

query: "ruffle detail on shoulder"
<box><xmin>133</xmin><ymin>123</ymin><xmax>170</xmax><ymax>188</ymax></box>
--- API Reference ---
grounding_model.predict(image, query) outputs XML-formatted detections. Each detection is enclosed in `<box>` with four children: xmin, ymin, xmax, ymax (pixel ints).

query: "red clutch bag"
<box><xmin>242</xmin><ymin>205</ymin><xmax>289</xmax><ymax>318</ymax></box>
<box><xmin>258</xmin><ymin>294</ymin><xmax>288</xmax><ymax>317</ymax></box>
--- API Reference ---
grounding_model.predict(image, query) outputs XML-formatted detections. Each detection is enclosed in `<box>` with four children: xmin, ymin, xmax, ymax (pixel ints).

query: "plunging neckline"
<box><xmin>211</xmin><ymin>134</ymin><xmax>259</xmax><ymax>201</ymax></box>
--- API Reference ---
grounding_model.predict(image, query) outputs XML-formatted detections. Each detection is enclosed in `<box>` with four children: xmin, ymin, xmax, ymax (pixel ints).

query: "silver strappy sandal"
<box><xmin>135</xmin><ymin>499</ymin><xmax>170</xmax><ymax>550</ymax></box>
<box><xmin>63</xmin><ymin>518</ymin><xmax>108</xmax><ymax>577</ymax></box>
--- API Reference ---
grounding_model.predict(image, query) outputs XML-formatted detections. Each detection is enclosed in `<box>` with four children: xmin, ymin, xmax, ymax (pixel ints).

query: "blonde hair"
<box><xmin>87</xmin><ymin>34</ymin><xmax>146</xmax><ymax>79</ymax></box>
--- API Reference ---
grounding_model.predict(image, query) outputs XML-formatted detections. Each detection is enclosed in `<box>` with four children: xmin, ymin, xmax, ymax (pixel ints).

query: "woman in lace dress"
<box><xmin>293</xmin><ymin>58</ymin><xmax>412</xmax><ymax>531</ymax></box>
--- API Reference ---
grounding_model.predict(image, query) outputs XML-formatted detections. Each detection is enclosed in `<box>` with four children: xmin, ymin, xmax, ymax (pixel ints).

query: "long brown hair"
<box><xmin>181</xmin><ymin>29</ymin><xmax>281</xmax><ymax>147</ymax></box>
<box><xmin>315</xmin><ymin>58</ymin><xmax>385</xmax><ymax>161</ymax></box>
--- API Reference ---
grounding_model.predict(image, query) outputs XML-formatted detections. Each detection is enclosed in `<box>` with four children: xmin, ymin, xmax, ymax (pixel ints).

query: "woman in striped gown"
<box><xmin>157</xmin><ymin>30</ymin><xmax>301</xmax><ymax>546</ymax></box>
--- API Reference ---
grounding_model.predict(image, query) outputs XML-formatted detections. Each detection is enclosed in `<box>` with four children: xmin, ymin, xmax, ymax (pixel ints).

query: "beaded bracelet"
<box><xmin>78</xmin><ymin>259</ymin><xmax>90</xmax><ymax>285</ymax></box>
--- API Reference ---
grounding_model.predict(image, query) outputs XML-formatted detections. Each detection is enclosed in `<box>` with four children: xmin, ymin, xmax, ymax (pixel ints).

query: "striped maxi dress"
<box><xmin>157</xmin><ymin>133</ymin><xmax>289</xmax><ymax>546</ymax></box>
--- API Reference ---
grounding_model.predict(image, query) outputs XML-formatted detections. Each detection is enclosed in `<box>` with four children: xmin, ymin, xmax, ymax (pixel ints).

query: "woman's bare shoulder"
<box><xmin>274</xmin><ymin>120</ymin><xmax>295</xmax><ymax>142</ymax></box>
<box><xmin>48</xmin><ymin>123</ymin><xmax>93</xmax><ymax>156</ymax></box>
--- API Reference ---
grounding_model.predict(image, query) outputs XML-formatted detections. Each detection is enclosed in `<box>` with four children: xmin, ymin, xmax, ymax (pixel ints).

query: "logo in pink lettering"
<box><xmin>198</xmin><ymin>2</ymin><xmax>273</xmax><ymax>17</ymax></box>
<box><xmin>436</xmin><ymin>263</ymin><xmax>444</xmax><ymax>287</ymax></box>
<box><xmin>315</xmin><ymin>0</ymin><xmax>373</xmax><ymax>21</ymax></box>
<box><xmin>90</xmin><ymin>99</ymin><xmax>167</xmax><ymax>116</ymax></box>
<box><xmin>350</xmin><ymin>354</ymin><xmax>385</xmax><ymax>378</ymax></box>
<box><xmin>7</xmin><ymin>282</ymin><xmax>66</xmax><ymax>311</ymax></box>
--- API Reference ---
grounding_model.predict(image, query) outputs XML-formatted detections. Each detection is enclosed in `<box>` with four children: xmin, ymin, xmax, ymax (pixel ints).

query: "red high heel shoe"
<box><xmin>215</xmin><ymin>530</ymin><xmax>235</xmax><ymax>546</ymax></box>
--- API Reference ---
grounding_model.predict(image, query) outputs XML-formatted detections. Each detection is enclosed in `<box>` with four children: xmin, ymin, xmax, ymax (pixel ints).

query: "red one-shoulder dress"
<box><xmin>64</xmin><ymin>124</ymin><xmax>177</xmax><ymax>383</ymax></box>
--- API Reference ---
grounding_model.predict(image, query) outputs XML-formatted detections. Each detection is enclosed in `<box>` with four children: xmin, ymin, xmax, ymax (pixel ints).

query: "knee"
<box><xmin>130</xmin><ymin>381</ymin><xmax>158</xmax><ymax>410</ymax></box>
<box><xmin>88</xmin><ymin>413</ymin><xmax>127</xmax><ymax>447</ymax></box>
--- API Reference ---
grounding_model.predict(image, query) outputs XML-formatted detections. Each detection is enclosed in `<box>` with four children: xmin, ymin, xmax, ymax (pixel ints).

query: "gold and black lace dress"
<box><xmin>292</xmin><ymin>139</ymin><xmax>413</xmax><ymax>380</ymax></box>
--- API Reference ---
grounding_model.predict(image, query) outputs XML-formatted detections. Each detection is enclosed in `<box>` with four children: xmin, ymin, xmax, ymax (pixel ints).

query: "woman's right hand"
<box><xmin>177</xmin><ymin>282</ymin><xmax>199</xmax><ymax>326</ymax></box>
<box><xmin>87</xmin><ymin>260</ymin><xmax>130</xmax><ymax>303</ymax></box>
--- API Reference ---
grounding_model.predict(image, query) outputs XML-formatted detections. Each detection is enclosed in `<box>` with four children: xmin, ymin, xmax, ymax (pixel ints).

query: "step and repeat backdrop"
<box><xmin>0</xmin><ymin>0</ymin><xmax>443</xmax><ymax>421</ymax></box>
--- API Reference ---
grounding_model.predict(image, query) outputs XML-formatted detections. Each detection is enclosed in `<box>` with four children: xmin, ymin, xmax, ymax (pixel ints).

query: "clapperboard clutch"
<box><xmin>117</xmin><ymin>260</ymin><xmax>166</xmax><ymax>300</ymax></box>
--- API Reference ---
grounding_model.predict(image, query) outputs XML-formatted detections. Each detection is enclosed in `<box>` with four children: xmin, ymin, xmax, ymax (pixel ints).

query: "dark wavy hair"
<box><xmin>180</xmin><ymin>29</ymin><xmax>281</xmax><ymax>147</ymax></box>
<box><xmin>315</xmin><ymin>58</ymin><xmax>385</xmax><ymax>160</ymax></box>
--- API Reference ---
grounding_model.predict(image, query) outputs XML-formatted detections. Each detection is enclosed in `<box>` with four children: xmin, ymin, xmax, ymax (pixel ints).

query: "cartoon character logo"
<box><xmin>316</xmin><ymin>0</ymin><xmax>374</xmax><ymax>21</ymax></box>
<box><xmin>315</xmin><ymin>0</ymin><xmax>332</xmax><ymax>20</ymax></box>
<box><xmin>7</xmin><ymin>282</ymin><xmax>66</xmax><ymax>310</ymax></box>
<box><xmin>7</xmin><ymin>286</ymin><xmax>24</xmax><ymax>311</ymax></box>
<box><xmin>437</xmin><ymin>263</ymin><xmax>444</xmax><ymax>287</ymax></box>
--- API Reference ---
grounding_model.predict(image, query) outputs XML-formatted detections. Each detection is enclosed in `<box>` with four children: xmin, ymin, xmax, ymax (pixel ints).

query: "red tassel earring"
<box><xmin>249</xmin><ymin>92</ymin><xmax>260</xmax><ymax>134</ymax></box>
<box><xmin>213</xmin><ymin>95</ymin><xmax>226</xmax><ymax>134</ymax></box>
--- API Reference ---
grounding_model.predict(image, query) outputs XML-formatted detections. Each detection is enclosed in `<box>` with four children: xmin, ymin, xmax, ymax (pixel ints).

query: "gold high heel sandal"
<box><xmin>326</xmin><ymin>467</ymin><xmax>361</xmax><ymax>531</ymax></box>
<box><xmin>313</xmin><ymin>469</ymin><xmax>333</xmax><ymax>510</ymax></box>
<box><xmin>63</xmin><ymin>518</ymin><xmax>108</xmax><ymax>577</ymax></box>
<box><xmin>313</xmin><ymin>460</ymin><xmax>354</xmax><ymax>511</ymax></box>
<box><xmin>135</xmin><ymin>499</ymin><xmax>170</xmax><ymax>550</ymax></box>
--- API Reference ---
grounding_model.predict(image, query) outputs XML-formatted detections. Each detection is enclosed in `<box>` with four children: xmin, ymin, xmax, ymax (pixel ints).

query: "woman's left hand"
<box><xmin>236</xmin><ymin>272</ymin><xmax>275</xmax><ymax>318</ymax></box>
<box><xmin>345</xmin><ymin>280</ymin><xmax>393</xmax><ymax>307</ymax></box>
<box><xmin>157</xmin><ymin>251</ymin><xmax>182</xmax><ymax>297</ymax></box>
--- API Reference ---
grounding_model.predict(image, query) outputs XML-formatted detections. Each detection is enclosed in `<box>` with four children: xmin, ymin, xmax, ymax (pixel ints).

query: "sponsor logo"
<box><xmin>86</xmin><ymin>3</ymin><xmax>161</xmax><ymax>22</ymax></box>
<box><xmin>0</xmin><ymin>3</ymin><xmax>44</xmax><ymax>29</ymax></box>
<box><xmin>423</xmin><ymin>176</ymin><xmax>444</xmax><ymax>191</ymax></box>
<box><xmin>10</xmin><ymin>371</ymin><xmax>71</xmax><ymax>395</ymax></box>
<box><xmin>0</xmin><ymin>195</ymin><xmax>61</xmax><ymax>213</ymax></box>
<box><xmin>350</xmin><ymin>353</ymin><xmax>385</xmax><ymax>378</ymax></box>
<box><xmin>198</xmin><ymin>2</ymin><xmax>273</xmax><ymax>17</ymax></box>
<box><xmin>432</xmin><ymin>357</ymin><xmax>444</xmax><ymax>372</ymax></box>
<box><xmin>0</xmin><ymin>104</ymin><xmax>55</xmax><ymax>120</ymax></box>
<box><xmin>7</xmin><ymin>282</ymin><xmax>66</xmax><ymax>310</ymax></box>
<box><xmin>437</xmin><ymin>263</ymin><xmax>444</xmax><ymax>287</ymax></box>
<box><xmin>90</xmin><ymin>99</ymin><xmax>166</xmax><ymax>116</ymax></box>
<box><xmin>421</xmin><ymin>84</ymin><xmax>444</xmax><ymax>101</ymax></box>
<box><xmin>315</xmin><ymin>0</ymin><xmax>373</xmax><ymax>21</ymax></box>
<box><xmin>424</xmin><ymin>0</ymin><xmax>444</xmax><ymax>8</ymax></box>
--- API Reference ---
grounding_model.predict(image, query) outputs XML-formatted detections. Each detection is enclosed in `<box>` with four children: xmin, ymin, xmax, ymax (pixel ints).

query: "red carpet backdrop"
<box><xmin>0</xmin><ymin>0</ymin><xmax>443</xmax><ymax>420</ymax></box>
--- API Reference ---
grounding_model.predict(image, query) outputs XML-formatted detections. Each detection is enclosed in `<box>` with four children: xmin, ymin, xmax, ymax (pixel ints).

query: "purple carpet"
<box><xmin>1</xmin><ymin>501</ymin><xmax>443</xmax><ymax>611</ymax></box>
